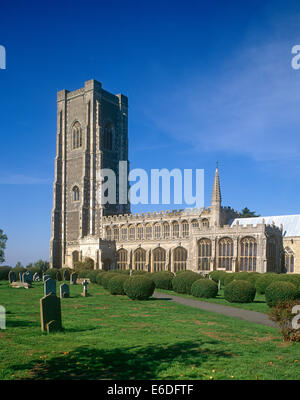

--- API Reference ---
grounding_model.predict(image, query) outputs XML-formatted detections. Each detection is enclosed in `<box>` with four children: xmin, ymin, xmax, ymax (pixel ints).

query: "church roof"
<box><xmin>231</xmin><ymin>215</ymin><xmax>300</xmax><ymax>237</ymax></box>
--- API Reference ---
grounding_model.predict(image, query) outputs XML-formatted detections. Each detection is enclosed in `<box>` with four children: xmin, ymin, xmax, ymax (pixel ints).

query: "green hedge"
<box><xmin>191</xmin><ymin>279</ymin><xmax>218</xmax><ymax>298</ymax></box>
<box><xmin>255</xmin><ymin>273</ymin><xmax>279</xmax><ymax>294</ymax></box>
<box><xmin>0</xmin><ymin>266</ymin><xmax>11</xmax><ymax>280</ymax></box>
<box><xmin>96</xmin><ymin>271</ymin><xmax>107</xmax><ymax>285</ymax></box>
<box><xmin>108</xmin><ymin>275</ymin><xmax>129</xmax><ymax>295</ymax></box>
<box><xmin>124</xmin><ymin>276</ymin><xmax>155</xmax><ymax>300</ymax></box>
<box><xmin>265</xmin><ymin>281</ymin><xmax>299</xmax><ymax>307</ymax></box>
<box><xmin>102</xmin><ymin>273</ymin><xmax>120</xmax><ymax>290</ymax></box>
<box><xmin>172</xmin><ymin>271</ymin><xmax>203</xmax><ymax>294</ymax></box>
<box><xmin>209</xmin><ymin>271</ymin><xmax>227</xmax><ymax>285</ymax></box>
<box><xmin>151</xmin><ymin>271</ymin><xmax>174</xmax><ymax>290</ymax></box>
<box><xmin>276</xmin><ymin>274</ymin><xmax>300</xmax><ymax>290</ymax></box>
<box><xmin>224</xmin><ymin>280</ymin><xmax>256</xmax><ymax>303</ymax></box>
<box><xmin>224</xmin><ymin>273</ymin><xmax>237</xmax><ymax>286</ymax></box>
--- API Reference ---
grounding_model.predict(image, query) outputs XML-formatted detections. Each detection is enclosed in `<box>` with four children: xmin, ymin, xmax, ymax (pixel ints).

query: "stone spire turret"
<box><xmin>210</xmin><ymin>163</ymin><xmax>222</xmax><ymax>227</ymax></box>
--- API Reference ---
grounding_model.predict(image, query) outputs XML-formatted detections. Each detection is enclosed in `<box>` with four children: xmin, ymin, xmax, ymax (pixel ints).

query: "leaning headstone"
<box><xmin>0</xmin><ymin>305</ymin><xmax>5</xmax><ymax>330</ymax></box>
<box><xmin>81</xmin><ymin>279</ymin><xmax>89</xmax><ymax>297</ymax></box>
<box><xmin>40</xmin><ymin>293</ymin><xmax>62</xmax><ymax>333</ymax></box>
<box><xmin>43</xmin><ymin>274</ymin><xmax>50</xmax><ymax>282</ymax></box>
<box><xmin>218</xmin><ymin>280</ymin><xmax>221</xmax><ymax>291</ymax></box>
<box><xmin>33</xmin><ymin>272</ymin><xmax>40</xmax><ymax>282</ymax></box>
<box><xmin>23</xmin><ymin>271</ymin><xmax>33</xmax><ymax>284</ymax></box>
<box><xmin>44</xmin><ymin>278</ymin><xmax>56</xmax><ymax>296</ymax></box>
<box><xmin>70</xmin><ymin>273</ymin><xmax>77</xmax><ymax>285</ymax></box>
<box><xmin>8</xmin><ymin>271</ymin><xmax>16</xmax><ymax>283</ymax></box>
<box><xmin>62</xmin><ymin>269</ymin><xmax>70</xmax><ymax>281</ymax></box>
<box><xmin>59</xmin><ymin>283</ymin><xmax>69</xmax><ymax>298</ymax></box>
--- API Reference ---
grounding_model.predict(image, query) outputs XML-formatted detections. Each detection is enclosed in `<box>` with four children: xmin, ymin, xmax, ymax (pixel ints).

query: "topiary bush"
<box><xmin>172</xmin><ymin>271</ymin><xmax>203</xmax><ymax>294</ymax></box>
<box><xmin>265</xmin><ymin>281</ymin><xmax>299</xmax><ymax>307</ymax></box>
<box><xmin>132</xmin><ymin>270</ymin><xmax>148</xmax><ymax>275</ymax></box>
<box><xmin>224</xmin><ymin>280</ymin><xmax>256</xmax><ymax>303</ymax></box>
<box><xmin>191</xmin><ymin>279</ymin><xmax>218</xmax><ymax>298</ymax></box>
<box><xmin>124</xmin><ymin>276</ymin><xmax>155</xmax><ymax>300</ymax></box>
<box><xmin>276</xmin><ymin>274</ymin><xmax>300</xmax><ymax>290</ymax></box>
<box><xmin>85</xmin><ymin>270</ymin><xmax>99</xmax><ymax>283</ymax></box>
<box><xmin>209</xmin><ymin>271</ymin><xmax>227</xmax><ymax>285</ymax></box>
<box><xmin>255</xmin><ymin>273</ymin><xmax>279</xmax><ymax>294</ymax></box>
<box><xmin>96</xmin><ymin>271</ymin><xmax>107</xmax><ymax>285</ymax></box>
<box><xmin>151</xmin><ymin>271</ymin><xmax>174</xmax><ymax>290</ymax></box>
<box><xmin>224</xmin><ymin>273</ymin><xmax>238</xmax><ymax>286</ymax></box>
<box><xmin>108</xmin><ymin>275</ymin><xmax>129</xmax><ymax>295</ymax></box>
<box><xmin>102</xmin><ymin>273</ymin><xmax>120</xmax><ymax>290</ymax></box>
<box><xmin>0</xmin><ymin>266</ymin><xmax>11</xmax><ymax>280</ymax></box>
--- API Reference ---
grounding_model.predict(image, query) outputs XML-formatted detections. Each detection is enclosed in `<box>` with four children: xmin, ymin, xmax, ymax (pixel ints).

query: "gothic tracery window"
<box><xmin>172</xmin><ymin>222</ymin><xmax>179</xmax><ymax>238</ymax></box>
<box><xmin>182</xmin><ymin>221</ymin><xmax>189</xmax><ymax>237</ymax></box>
<box><xmin>240</xmin><ymin>237</ymin><xmax>257</xmax><ymax>272</ymax></box>
<box><xmin>145</xmin><ymin>224</ymin><xmax>152</xmax><ymax>240</ymax></box>
<box><xmin>117</xmin><ymin>249</ymin><xmax>127</xmax><ymax>270</ymax></box>
<box><xmin>72</xmin><ymin>122</ymin><xmax>82</xmax><ymax>150</ymax></box>
<box><xmin>173</xmin><ymin>247</ymin><xmax>187</xmax><ymax>272</ymax></box>
<box><xmin>218</xmin><ymin>237</ymin><xmax>233</xmax><ymax>271</ymax></box>
<box><xmin>198</xmin><ymin>238</ymin><xmax>211</xmax><ymax>271</ymax></box>
<box><xmin>163</xmin><ymin>223</ymin><xmax>170</xmax><ymax>239</ymax></box>
<box><xmin>285</xmin><ymin>248</ymin><xmax>295</xmax><ymax>273</ymax></box>
<box><xmin>134</xmin><ymin>248</ymin><xmax>146</xmax><ymax>271</ymax></box>
<box><xmin>153</xmin><ymin>247</ymin><xmax>166</xmax><ymax>272</ymax></box>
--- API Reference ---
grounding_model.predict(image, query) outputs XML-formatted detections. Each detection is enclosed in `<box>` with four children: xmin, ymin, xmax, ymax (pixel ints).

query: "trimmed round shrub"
<box><xmin>96</xmin><ymin>271</ymin><xmax>107</xmax><ymax>285</ymax></box>
<box><xmin>102</xmin><ymin>273</ymin><xmax>120</xmax><ymax>290</ymax></box>
<box><xmin>276</xmin><ymin>274</ymin><xmax>300</xmax><ymax>290</ymax></box>
<box><xmin>191</xmin><ymin>279</ymin><xmax>218</xmax><ymax>298</ymax></box>
<box><xmin>255</xmin><ymin>273</ymin><xmax>279</xmax><ymax>294</ymax></box>
<box><xmin>151</xmin><ymin>271</ymin><xmax>174</xmax><ymax>290</ymax></box>
<box><xmin>132</xmin><ymin>270</ymin><xmax>148</xmax><ymax>275</ymax></box>
<box><xmin>0</xmin><ymin>266</ymin><xmax>11</xmax><ymax>280</ymax></box>
<box><xmin>224</xmin><ymin>280</ymin><xmax>256</xmax><ymax>303</ymax></box>
<box><xmin>108</xmin><ymin>275</ymin><xmax>129</xmax><ymax>295</ymax></box>
<box><xmin>224</xmin><ymin>273</ymin><xmax>237</xmax><ymax>286</ymax></box>
<box><xmin>172</xmin><ymin>271</ymin><xmax>203</xmax><ymax>294</ymax></box>
<box><xmin>124</xmin><ymin>276</ymin><xmax>155</xmax><ymax>300</ymax></box>
<box><xmin>209</xmin><ymin>271</ymin><xmax>227</xmax><ymax>285</ymax></box>
<box><xmin>116</xmin><ymin>269</ymin><xmax>130</xmax><ymax>275</ymax></box>
<box><xmin>85</xmin><ymin>270</ymin><xmax>98</xmax><ymax>283</ymax></box>
<box><xmin>265</xmin><ymin>281</ymin><xmax>299</xmax><ymax>307</ymax></box>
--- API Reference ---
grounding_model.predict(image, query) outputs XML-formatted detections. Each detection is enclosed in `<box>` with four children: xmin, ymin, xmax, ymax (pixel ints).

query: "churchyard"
<box><xmin>0</xmin><ymin>272</ymin><xmax>300</xmax><ymax>380</ymax></box>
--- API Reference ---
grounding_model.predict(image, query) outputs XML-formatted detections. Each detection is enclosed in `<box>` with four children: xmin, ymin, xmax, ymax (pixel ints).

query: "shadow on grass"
<box><xmin>6</xmin><ymin>320</ymin><xmax>39</xmax><ymax>328</ymax></box>
<box><xmin>11</xmin><ymin>340</ymin><xmax>232</xmax><ymax>380</ymax></box>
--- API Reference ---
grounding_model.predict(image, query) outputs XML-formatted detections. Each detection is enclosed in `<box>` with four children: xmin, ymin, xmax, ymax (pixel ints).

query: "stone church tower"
<box><xmin>50</xmin><ymin>80</ymin><xmax>130</xmax><ymax>268</ymax></box>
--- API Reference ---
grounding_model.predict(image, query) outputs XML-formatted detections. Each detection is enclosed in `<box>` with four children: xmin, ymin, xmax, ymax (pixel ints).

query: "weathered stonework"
<box><xmin>50</xmin><ymin>79</ymin><xmax>285</xmax><ymax>274</ymax></box>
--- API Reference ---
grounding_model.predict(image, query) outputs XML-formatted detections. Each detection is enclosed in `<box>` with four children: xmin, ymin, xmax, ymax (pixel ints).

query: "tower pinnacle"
<box><xmin>211</xmin><ymin>164</ymin><xmax>221</xmax><ymax>206</ymax></box>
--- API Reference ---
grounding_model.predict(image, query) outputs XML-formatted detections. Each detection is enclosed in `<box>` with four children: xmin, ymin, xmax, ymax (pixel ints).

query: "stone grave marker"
<box><xmin>81</xmin><ymin>279</ymin><xmax>89</xmax><ymax>297</ymax></box>
<box><xmin>8</xmin><ymin>270</ymin><xmax>16</xmax><ymax>283</ymax></box>
<box><xmin>43</xmin><ymin>274</ymin><xmax>50</xmax><ymax>282</ymax></box>
<box><xmin>44</xmin><ymin>278</ymin><xmax>56</xmax><ymax>296</ymax></box>
<box><xmin>218</xmin><ymin>280</ymin><xmax>221</xmax><ymax>291</ymax></box>
<box><xmin>23</xmin><ymin>271</ymin><xmax>33</xmax><ymax>284</ymax></box>
<box><xmin>40</xmin><ymin>293</ymin><xmax>62</xmax><ymax>333</ymax></box>
<box><xmin>70</xmin><ymin>272</ymin><xmax>78</xmax><ymax>285</ymax></box>
<box><xmin>59</xmin><ymin>283</ymin><xmax>70</xmax><ymax>298</ymax></box>
<box><xmin>62</xmin><ymin>269</ymin><xmax>70</xmax><ymax>281</ymax></box>
<box><xmin>33</xmin><ymin>272</ymin><xmax>40</xmax><ymax>281</ymax></box>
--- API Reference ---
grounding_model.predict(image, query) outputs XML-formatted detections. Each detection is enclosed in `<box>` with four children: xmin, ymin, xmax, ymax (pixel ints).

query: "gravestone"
<box><xmin>0</xmin><ymin>305</ymin><xmax>5</xmax><ymax>329</ymax></box>
<box><xmin>40</xmin><ymin>293</ymin><xmax>62</xmax><ymax>333</ymax></box>
<box><xmin>70</xmin><ymin>273</ymin><xmax>77</xmax><ymax>285</ymax></box>
<box><xmin>43</xmin><ymin>274</ymin><xmax>50</xmax><ymax>282</ymax></box>
<box><xmin>10</xmin><ymin>281</ymin><xmax>32</xmax><ymax>289</ymax></box>
<box><xmin>23</xmin><ymin>271</ymin><xmax>33</xmax><ymax>284</ymax></box>
<box><xmin>33</xmin><ymin>272</ymin><xmax>40</xmax><ymax>282</ymax></box>
<box><xmin>19</xmin><ymin>272</ymin><xmax>24</xmax><ymax>282</ymax></box>
<box><xmin>62</xmin><ymin>269</ymin><xmax>70</xmax><ymax>281</ymax></box>
<box><xmin>59</xmin><ymin>283</ymin><xmax>70</xmax><ymax>298</ymax></box>
<box><xmin>218</xmin><ymin>280</ymin><xmax>221</xmax><ymax>291</ymax></box>
<box><xmin>44</xmin><ymin>278</ymin><xmax>56</xmax><ymax>296</ymax></box>
<box><xmin>81</xmin><ymin>279</ymin><xmax>89</xmax><ymax>297</ymax></box>
<box><xmin>8</xmin><ymin>271</ymin><xmax>16</xmax><ymax>283</ymax></box>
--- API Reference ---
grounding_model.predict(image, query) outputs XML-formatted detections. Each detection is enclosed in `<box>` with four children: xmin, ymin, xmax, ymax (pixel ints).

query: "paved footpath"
<box><xmin>153</xmin><ymin>291</ymin><xmax>276</xmax><ymax>328</ymax></box>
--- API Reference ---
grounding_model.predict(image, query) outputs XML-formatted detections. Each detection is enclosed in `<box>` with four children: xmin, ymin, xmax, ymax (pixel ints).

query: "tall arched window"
<box><xmin>145</xmin><ymin>224</ymin><xmax>152</xmax><ymax>240</ymax></box>
<box><xmin>218</xmin><ymin>237</ymin><xmax>233</xmax><ymax>271</ymax></box>
<box><xmin>117</xmin><ymin>249</ymin><xmax>128</xmax><ymax>270</ymax></box>
<box><xmin>285</xmin><ymin>248</ymin><xmax>295</xmax><ymax>273</ymax></box>
<box><xmin>153</xmin><ymin>247</ymin><xmax>166</xmax><ymax>272</ymax></box>
<box><xmin>240</xmin><ymin>237</ymin><xmax>257</xmax><ymax>272</ymax></box>
<box><xmin>198</xmin><ymin>238</ymin><xmax>211</xmax><ymax>271</ymax></box>
<box><xmin>163</xmin><ymin>223</ymin><xmax>170</xmax><ymax>239</ymax></box>
<box><xmin>172</xmin><ymin>222</ymin><xmax>179</xmax><ymax>238</ymax></box>
<box><xmin>182</xmin><ymin>221</ymin><xmax>189</xmax><ymax>237</ymax></box>
<box><xmin>129</xmin><ymin>225</ymin><xmax>135</xmax><ymax>241</ymax></box>
<box><xmin>104</xmin><ymin>122</ymin><xmax>113</xmax><ymax>150</ymax></box>
<box><xmin>113</xmin><ymin>226</ymin><xmax>119</xmax><ymax>241</ymax></box>
<box><xmin>72</xmin><ymin>186</ymin><xmax>80</xmax><ymax>201</ymax></box>
<box><xmin>173</xmin><ymin>247</ymin><xmax>187</xmax><ymax>272</ymax></box>
<box><xmin>121</xmin><ymin>226</ymin><xmax>128</xmax><ymax>241</ymax></box>
<box><xmin>137</xmin><ymin>224</ymin><xmax>144</xmax><ymax>240</ymax></box>
<box><xmin>154</xmin><ymin>223</ymin><xmax>161</xmax><ymax>239</ymax></box>
<box><xmin>72</xmin><ymin>122</ymin><xmax>82</xmax><ymax>149</ymax></box>
<box><xmin>134</xmin><ymin>248</ymin><xmax>146</xmax><ymax>271</ymax></box>
<box><xmin>202</xmin><ymin>218</ymin><xmax>209</xmax><ymax>228</ymax></box>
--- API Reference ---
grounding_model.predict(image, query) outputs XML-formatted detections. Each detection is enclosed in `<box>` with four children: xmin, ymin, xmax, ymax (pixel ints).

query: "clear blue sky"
<box><xmin>1</xmin><ymin>0</ymin><xmax>300</xmax><ymax>267</ymax></box>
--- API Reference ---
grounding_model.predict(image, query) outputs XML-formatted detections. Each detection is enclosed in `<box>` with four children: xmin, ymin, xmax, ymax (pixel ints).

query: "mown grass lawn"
<box><xmin>0</xmin><ymin>280</ymin><xmax>299</xmax><ymax>380</ymax></box>
<box><xmin>155</xmin><ymin>288</ymin><xmax>270</xmax><ymax>313</ymax></box>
